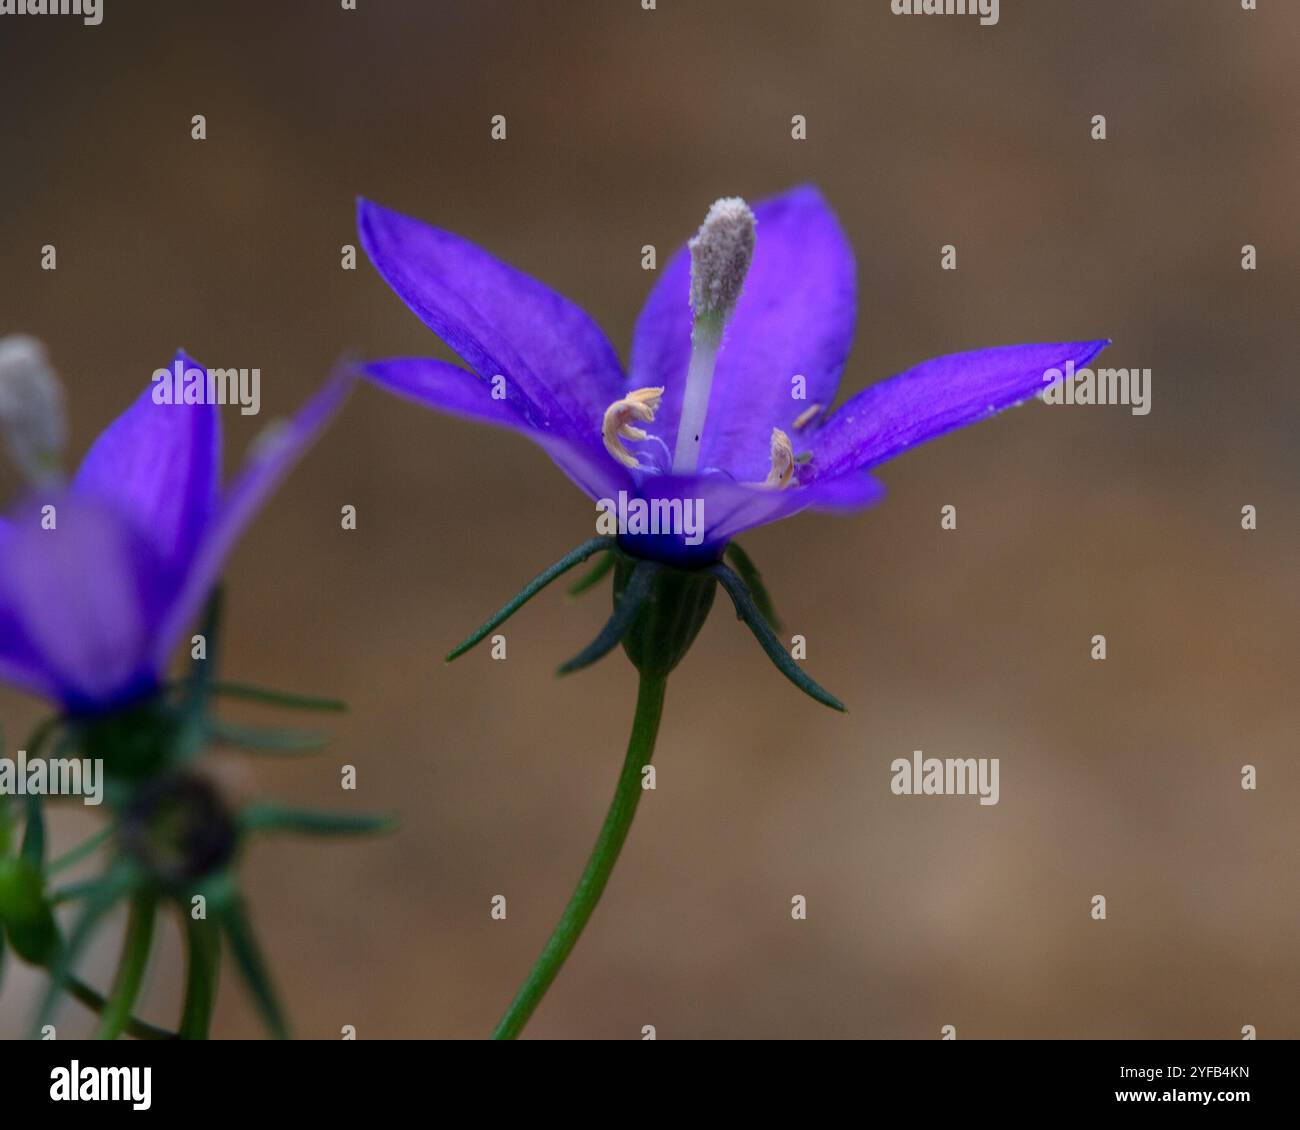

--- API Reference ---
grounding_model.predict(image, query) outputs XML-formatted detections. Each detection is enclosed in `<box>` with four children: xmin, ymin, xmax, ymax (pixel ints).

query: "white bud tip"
<box><xmin>689</xmin><ymin>196</ymin><xmax>756</xmax><ymax>323</ymax></box>
<box><xmin>0</xmin><ymin>334</ymin><xmax>67</xmax><ymax>482</ymax></box>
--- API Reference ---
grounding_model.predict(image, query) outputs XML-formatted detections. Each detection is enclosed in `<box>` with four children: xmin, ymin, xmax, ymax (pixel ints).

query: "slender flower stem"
<box><xmin>95</xmin><ymin>893</ymin><xmax>157</xmax><ymax>1040</ymax></box>
<box><xmin>47</xmin><ymin>825</ymin><xmax>115</xmax><ymax>875</ymax></box>
<box><xmin>65</xmin><ymin>976</ymin><xmax>173</xmax><ymax>1041</ymax></box>
<box><xmin>178</xmin><ymin>916</ymin><xmax>221</xmax><ymax>1040</ymax></box>
<box><xmin>491</xmin><ymin>671</ymin><xmax>667</xmax><ymax>1040</ymax></box>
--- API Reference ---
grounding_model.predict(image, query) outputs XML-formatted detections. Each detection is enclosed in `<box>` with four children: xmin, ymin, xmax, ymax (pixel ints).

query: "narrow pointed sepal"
<box><xmin>558</xmin><ymin>559</ymin><xmax>660</xmax><ymax>675</ymax></box>
<box><xmin>447</xmin><ymin>536</ymin><xmax>616</xmax><ymax>661</ymax></box>
<box><xmin>209</xmin><ymin>719</ymin><xmax>330</xmax><ymax>754</ymax></box>
<box><xmin>178</xmin><ymin>917</ymin><xmax>221</xmax><ymax>1041</ymax></box>
<box><xmin>567</xmin><ymin>549</ymin><xmax>614</xmax><ymax>597</ymax></box>
<box><xmin>709</xmin><ymin>563</ymin><xmax>846</xmax><ymax>712</ymax></box>
<box><xmin>213</xmin><ymin>885</ymin><xmax>289</xmax><ymax>1040</ymax></box>
<box><xmin>20</xmin><ymin>794</ymin><xmax>45</xmax><ymax>868</ymax></box>
<box><xmin>723</xmin><ymin>542</ymin><xmax>781</xmax><ymax>631</ymax></box>
<box><xmin>31</xmin><ymin>864</ymin><xmax>138</xmax><ymax>1036</ymax></box>
<box><xmin>205</xmin><ymin>681</ymin><xmax>347</xmax><ymax>713</ymax></box>
<box><xmin>17</xmin><ymin>717</ymin><xmax>62</xmax><ymax>867</ymax></box>
<box><xmin>240</xmin><ymin>804</ymin><xmax>397</xmax><ymax>837</ymax></box>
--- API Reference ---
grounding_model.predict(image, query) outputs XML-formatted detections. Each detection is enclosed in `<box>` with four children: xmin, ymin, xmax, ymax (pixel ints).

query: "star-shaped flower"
<box><xmin>356</xmin><ymin>187</ymin><xmax>1111</xmax><ymax>1038</ymax></box>
<box><xmin>0</xmin><ymin>342</ymin><xmax>351</xmax><ymax>714</ymax></box>
<box><xmin>358</xmin><ymin>186</ymin><xmax>1107</xmax><ymax>567</ymax></box>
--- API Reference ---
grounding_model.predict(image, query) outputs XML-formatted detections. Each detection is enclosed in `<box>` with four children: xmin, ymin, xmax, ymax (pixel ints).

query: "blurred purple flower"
<box><xmin>358</xmin><ymin>186</ymin><xmax>1107</xmax><ymax>565</ymax></box>
<box><xmin>0</xmin><ymin>354</ymin><xmax>351</xmax><ymax>713</ymax></box>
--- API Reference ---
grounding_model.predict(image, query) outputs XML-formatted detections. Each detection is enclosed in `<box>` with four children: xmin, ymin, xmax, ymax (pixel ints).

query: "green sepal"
<box><xmin>615</xmin><ymin>554</ymin><xmax>718</xmax><ymax>680</ymax></box>
<box><xmin>447</xmin><ymin>536</ymin><xmax>615</xmax><ymax>661</ymax></box>
<box><xmin>33</xmin><ymin>863</ymin><xmax>138</xmax><ymax>1035</ymax></box>
<box><xmin>0</xmin><ymin>856</ymin><xmax>59</xmax><ymax>965</ymax></box>
<box><xmin>724</xmin><ymin>542</ymin><xmax>782</xmax><ymax>631</ymax></box>
<box><xmin>558</xmin><ymin>559</ymin><xmax>660</xmax><ymax>675</ymax></box>
<box><xmin>211</xmin><ymin>883</ymin><xmax>289</xmax><ymax>1040</ymax></box>
<box><xmin>49</xmin><ymin>877</ymin><xmax>114</xmax><ymax>907</ymax></box>
<box><xmin>20</xmin><ymin>793</ymin><xmax>45</xmax><ymax>868</ymax></box>
<box><xmin>240</xmin><ymin>804</ymin><xmax>396</xmax><ymax>837</ymax></box>
<box><xmin>208</xmin><ymin>718</ymin><xmax>329</xmax><ymax>754</ymax></box>
<box><xmin>204</xmin><ymin>681</ymin><xmax>346</xmax><ymax>713</ymax></box>
<box><xmin>174</xmin><ymin>588</ymin><xmax>226</xmax><ymax>763</ymax></box>
<box><xmin>0</xmin><ymin>722</ymin><xmax>9</xmax><ymax>857</ymax></box>
<box><xmin>567</xmin><ymin>550</ymin><xmax>614</xmax><ymax>597</ymax></box>
<box><xmin>16</xmin><ymin>714</ymin><xmax>63</xmax><ymax>868</ymax></box>
<box><xmin>76</xmin><ymin>698</ymin><xmax>183</xmax><ymax>782</ymax></box>
<box><xmin>48</xmin><ymin>825</ymin><xmax>115</xmax><ymax>876</ymax></box>
<box><xmin>710</xmin><ymin>562</ymin><xmax>845</xmax><ymax>712</ymax></box>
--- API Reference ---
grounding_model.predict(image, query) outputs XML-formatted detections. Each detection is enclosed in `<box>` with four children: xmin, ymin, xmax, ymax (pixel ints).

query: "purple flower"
<box><xmin>0</xmin><ymin>350</ymin><xmax>351</xmax><ymax>713</ymax></box>
<box><xmin>357</xmin><ymin>186</ymin><xmax>1107</xmax><ymax>567</ymax></box>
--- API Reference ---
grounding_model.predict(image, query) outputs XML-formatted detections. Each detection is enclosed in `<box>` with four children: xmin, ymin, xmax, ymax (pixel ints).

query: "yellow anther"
<box><xmin>792</xmin><ymin>403</ymin><xmax>822</xmax><ymax>431</ymax></box>
<box><xmin>762</xmin><ymin>427</ymin><xmax>796</xmax><ymax>490</ymax></box>
<box><xmin>602</xmin><ymin>386</ymin><xmax>664</xmax><ymax>469</ymax></box>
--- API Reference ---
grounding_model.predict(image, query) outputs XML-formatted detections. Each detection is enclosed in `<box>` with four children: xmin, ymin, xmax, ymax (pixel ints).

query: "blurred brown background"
<box><xmin>1</xmin><ymin>0</ymin><xmax>1297</xmax><ymax>1039</ymax></box>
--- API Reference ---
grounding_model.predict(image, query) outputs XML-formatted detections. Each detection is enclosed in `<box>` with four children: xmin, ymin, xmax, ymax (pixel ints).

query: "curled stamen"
<box><xmin>792</xmin><ymin>403</ymin><xmax>822</xmax><ymax>431</ymax></box>
<box><xmin>602</xmin><ymin>387</ymin><xmax>664</xmax><ymax>470</ymax></box>
<box><xmin>760</xmin><ymin>428</ymin><xmax>795</xmax><ymax>490</ymax></box>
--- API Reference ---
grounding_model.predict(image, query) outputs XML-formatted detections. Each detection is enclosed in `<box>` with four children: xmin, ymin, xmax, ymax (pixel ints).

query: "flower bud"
<box><xmin>0</xmin><ymin>335</ymin><xmax>67</xmax><ymax>483</ymax></box>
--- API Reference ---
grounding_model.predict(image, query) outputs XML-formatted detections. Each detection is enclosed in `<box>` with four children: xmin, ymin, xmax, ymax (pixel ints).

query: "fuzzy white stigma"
<box><xmin>0</xmin><ymin>335</ymin><xmax>66</xmax><ymax>483</ymax></box>
<box><xmin>602</xmin><ymin>386</ymin><xmax>664</xmax><ymax>470</ymax></box>
<box><xmin>688</xmin><ymin>196</ymin><xmax>756</xmax><ymax>329</ymax></box>
<box><xmin>672</xmin><ymin>197</ymin><xmax>756</xmax><ymax>475</ymax></box>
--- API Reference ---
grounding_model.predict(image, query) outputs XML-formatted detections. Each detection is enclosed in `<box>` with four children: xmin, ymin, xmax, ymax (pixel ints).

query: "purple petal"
<box><xmin>0</xmin><ymin>496</ymin><xmax>166</xmax><ymax>710</ymax></box>
<box><xmin>363</xmin><ymin>357</ymin><xmax>633</xmax><ymax>502</ymax></box>
<box><xmin>153</xmin><ymin>368</ymin><xmax>354</xmax><ymax>670</ymax></box>
<box><xmin>630</xmin><ymin>186</ymin><xmax>856</xmax><ymax>481</ymax></box>
<box><xmin>364</xmin><ymin>357</ymin><xmax>529</xmax><ymax>430</ymax></box>
<box><xmin>696</xmin><ymin>470</ymin><xmax>884</xmax><ymax>543</ymax></box>
<box><xmin>618</xmin><ymin>469</ymin><xmax>883</xmax><ymax>565</ymax></box>
<box><xmin>357</xmin><ymin>198</ymin><xmax>625</xmax><ymax>438</ymax></box>
<box><xmin>0</xmin><ymin>517</ymin><xmax>60</xmax><ymax>700</ymax></box>
<box><xmin>72</xmin><ymin>351</ymin><xmax>220</xmax><ymax>576</ymax></box>
<box><xmin>807</xmin><ymin>340</ymin><xmax>1112</xmax><ymax>479</ymax></box>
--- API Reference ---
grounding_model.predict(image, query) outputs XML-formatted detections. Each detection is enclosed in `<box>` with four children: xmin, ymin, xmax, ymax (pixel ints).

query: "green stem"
<box><xmin>65</xmin><ymin>977</ymin><xmax>173</xmax><ymax>1041</ymax></box>
<box><xmin>178</xmin><ymin>916</ymin><xmax>221</xmax><ymax>1040</ymax></box>
<box><xmin>95</xmin><ymin>893</ymin><xmax>156</xmax><ymax>1040</ymax></box>
<box><xmin>48</xmin><ymin>825</ymin><xmax>115</xmax><ymax>875</ymax></box>
<box><xmin>491</xmin><ymin>671</ymin><xmax>667</xmax><ymax>1040</ymax></box>
<box><xmin>447</xmin><ymin>536</ymin><xmax>614</xmax><ymax>661</ymax></box>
